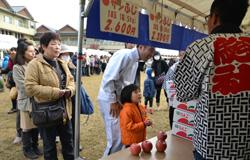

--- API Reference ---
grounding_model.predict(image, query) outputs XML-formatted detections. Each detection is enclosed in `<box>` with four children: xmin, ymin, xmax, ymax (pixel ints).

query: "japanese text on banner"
<box><xmin>100</xmin><ymin>0</ymin><xmax>139</xmax><ymax>38</ymax></box>
<box><xmin>149</xmin><ymin>11</ymin><xmax>172</xmax><ymax>44</ymax></box>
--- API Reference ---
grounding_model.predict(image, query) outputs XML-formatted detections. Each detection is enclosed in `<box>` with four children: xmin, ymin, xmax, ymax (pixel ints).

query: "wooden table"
<box><xmin>103</xmin><ymin>132</ymin><xmax>194</xmax><ymax>160</ymax></box>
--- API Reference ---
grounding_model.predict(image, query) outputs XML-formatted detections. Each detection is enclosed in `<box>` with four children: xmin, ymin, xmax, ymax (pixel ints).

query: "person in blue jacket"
<box><xmin>143</xmin><ymin>67</ymin><xmax>155</xmax><ymax>113</ymax></box>
<box><xmin>1</xmin><ymin>54</ymin><xmax>9</xmax><ymax>70</ymax></box>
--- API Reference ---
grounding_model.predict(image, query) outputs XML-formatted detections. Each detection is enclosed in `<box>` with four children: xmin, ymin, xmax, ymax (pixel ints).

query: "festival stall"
<box><xmin>71</xmin><ymin>0</ymin><xmax>250</xmax><ymax>159</ymax></box>
<box><xmin>102</xmin><ymin>132</ymin><xmax>194</xmax><ymax>160</ymax></box>
<box><xmin>84</xmin><ymin>0</ymin><xmax>203</xmax><ymax>158</ymax></box>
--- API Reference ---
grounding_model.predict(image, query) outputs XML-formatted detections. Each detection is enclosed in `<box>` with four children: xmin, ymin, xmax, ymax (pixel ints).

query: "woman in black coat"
<box><xmin>151</xmin><ymin>51</ymin><xmax>169</xmax><ymax>109</ymax></box>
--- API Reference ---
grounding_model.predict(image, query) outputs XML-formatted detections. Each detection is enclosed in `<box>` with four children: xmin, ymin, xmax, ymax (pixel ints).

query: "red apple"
<box><xmin>157</xmin><ymin>131</ymin><xmax>167</xmax><ymax>141</ymax></box>
<box><xmin>156</xmin><ymin>140</ymin><xmax>167</xmax><ymax>152</ymax></box>
<box><xmin>141</xmin><ymin>141</ymin><xmax>153</xmax><ymax>153</ymax></box>
<box><xmin>129</xmin><ymin>143</ymin><xmax>141</xmax><ymax>156</ymax></box>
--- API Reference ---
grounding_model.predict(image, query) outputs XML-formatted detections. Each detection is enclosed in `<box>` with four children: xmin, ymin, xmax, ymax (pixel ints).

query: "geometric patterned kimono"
<box><xmin>174</xmin><ymin>33</ymin><xmax>250</xmax><ymax>160</ymax></box>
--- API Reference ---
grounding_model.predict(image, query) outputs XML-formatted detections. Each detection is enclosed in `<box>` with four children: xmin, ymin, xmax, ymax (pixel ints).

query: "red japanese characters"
<box><xmin>212</xmin><ymin>37</ymin><xmax>250</xmax><ymax>95</ymax></box>
<box><xmin>101</xmin><ymin>0</ymin><xmax>139</xmax><ymax>37</ymax></box>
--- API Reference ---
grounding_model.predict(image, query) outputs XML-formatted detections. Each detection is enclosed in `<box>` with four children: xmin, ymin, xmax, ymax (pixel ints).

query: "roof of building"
<box><xmin>37</xmin><ymin>24</ymin><xmax>79</xmax><ymax>34</ymax></box>
<box><xmin>59</xmin><ymin>25</ymin><xmax>78</xmax><ymax>33</ymax></box>
<box><xmin>0</xmin><ymin>0</ymin><xmax>35</xmax><ymax>21</ymax></box>
<box><xmin>11</xmin><ymin>6</ymin><xmax>24</xmax><ymax>12</ymax></box>
<box><xmin>0</xmin><ymin>0</ymin><xmax>12</xmax><ymax>11</ymax></box>
<box><xmin>11</xmin><ymin>6</ymin><xmax>34</xmax><ymax>20</ymax></box>
<box><xmin>36</xmin><ymin>25</ymin><xmax>57</xmax><ymax>33</ymax></box>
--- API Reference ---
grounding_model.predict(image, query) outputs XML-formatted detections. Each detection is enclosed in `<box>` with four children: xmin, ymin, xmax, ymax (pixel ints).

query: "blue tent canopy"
<box><xmin>86</xmin><ymin>0</ymin><xmax>207</xmax><ymax>51</ymax></box>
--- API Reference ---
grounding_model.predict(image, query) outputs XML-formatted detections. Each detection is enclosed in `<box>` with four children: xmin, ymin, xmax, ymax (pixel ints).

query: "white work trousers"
<box><xmin>98</xmin><ymin>99</ymin><xmax>123</xmax><ymax>157</ymax></box>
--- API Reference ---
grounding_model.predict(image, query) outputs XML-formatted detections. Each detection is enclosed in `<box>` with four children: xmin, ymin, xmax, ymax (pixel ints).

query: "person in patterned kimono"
<box><xmin>174</xmin><ymin>0</ymin><xmax>250</xmax><ymax>159</ymax></box>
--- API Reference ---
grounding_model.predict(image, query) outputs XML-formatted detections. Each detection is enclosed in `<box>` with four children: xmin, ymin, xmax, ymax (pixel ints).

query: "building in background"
<box><xmin>59</xmin><ymin>25</ymin><xmax>78</xmax><ymax>46</ymax></box>
<box><xmin>35</xmin><ymin>24</ymin><xmax>124</xmax><ymax>53</ymax></box>
<box><xmin>34</xmin><ymin>25</ymin><xmax>56</xmax><ymax>42</ymax></box>
<box><xmin>0</xmin><ymin>0</ymin><xmax>36</xmax><ymax>40</ymax></box>
<box><xmin>35</xmin><ymin>24</ymin><xmax>78</xmax><ymax>46</ymax></box>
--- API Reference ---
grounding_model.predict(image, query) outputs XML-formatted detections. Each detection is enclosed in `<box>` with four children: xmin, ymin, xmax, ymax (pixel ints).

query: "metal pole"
<box><xmin>74</xmin><ymin>0</ymin><xmax>85</xmax><ymax>159</ymax></box>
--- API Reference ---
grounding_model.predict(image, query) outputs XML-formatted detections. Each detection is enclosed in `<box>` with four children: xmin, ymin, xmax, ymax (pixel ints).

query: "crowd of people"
<box><xmin>0</xmin><ymin>39</ymin><xmax>175</xmax><ymax>159</ymax></box>
<box><xmin>0</xmin><ymin>36</ymin><xmax>171</xmax><ymax>159</ymax></box>
<box><xmin>71</xmin><ymin>54</ymin><xmax>109</xmax><ymax>77</ymax></box>
<box><xmin>0</xmin><ymin>0</ymin><xmax>249</xmax><ymax>159</ymax></box>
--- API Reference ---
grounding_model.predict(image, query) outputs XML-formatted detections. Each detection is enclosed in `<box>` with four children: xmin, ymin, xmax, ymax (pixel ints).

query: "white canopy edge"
<box><xmin>127</xmin><ymin>0</ymin><xmax>250</xmax><ymax>33</ymax></box>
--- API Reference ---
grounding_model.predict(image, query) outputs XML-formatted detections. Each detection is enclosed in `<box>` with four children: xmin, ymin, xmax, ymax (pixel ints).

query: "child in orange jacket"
<box><xmin>120</xmin><ymin>84</ymin><xmax>152</xmax><ymax>147</ymax></box>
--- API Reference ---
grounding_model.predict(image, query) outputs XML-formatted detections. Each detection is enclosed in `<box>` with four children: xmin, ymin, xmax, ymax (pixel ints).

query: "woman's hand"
<box><xmin>59</xmin><ymin>90</ymin><xmax>65</xmax><ymax>97</ymax></box>
<box><xmin>59</xmin><ymin>89</ymin><xmax>71</xmax><ymax>98</ymax></box>
<box><xmin>64</xmin><ymin>89</ymin><xmax>71</xmax><ymax>98</ymax></box>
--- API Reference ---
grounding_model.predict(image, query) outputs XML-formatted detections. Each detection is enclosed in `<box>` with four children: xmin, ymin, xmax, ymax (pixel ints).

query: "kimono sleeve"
<box><xmin>174</xmin><ymin>40</ymin><xmax>210</xmax><ymax>102</ymax></box>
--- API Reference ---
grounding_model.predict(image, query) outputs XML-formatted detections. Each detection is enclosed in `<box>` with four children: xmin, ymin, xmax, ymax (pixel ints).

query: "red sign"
<box><xmin>100</xmin><ymin>0</ymin><xmax>139</xmax><ymax>37</ymax></box>
<box><xmin>212</xmin><ymin>37</ymin><xmax>250</xmax><ymax>95</ymax></box>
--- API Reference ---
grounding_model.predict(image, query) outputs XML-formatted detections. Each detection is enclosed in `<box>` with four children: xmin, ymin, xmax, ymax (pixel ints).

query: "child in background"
<box><xmin>120</xmin><ymin>84</ymin><xmax>152</xmax><ymax>147</ymax></box>
<box><xmin>143</xmin><ymin>68</ymin><xmax>155</xmax><ymax>114</ymax></box>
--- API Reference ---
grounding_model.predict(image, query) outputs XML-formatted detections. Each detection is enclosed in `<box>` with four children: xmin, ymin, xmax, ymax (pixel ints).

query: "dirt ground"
<box><xmin>0</xmin><ymin>72</ymin><xmax>170</xmax><ymax>160</ymax></box>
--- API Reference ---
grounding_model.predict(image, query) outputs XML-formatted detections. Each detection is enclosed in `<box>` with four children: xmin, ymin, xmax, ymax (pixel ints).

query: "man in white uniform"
<box><xmin>98</xmin><ymin>45</ymin><xmax>155</xmax><ymax>157</ymax></box>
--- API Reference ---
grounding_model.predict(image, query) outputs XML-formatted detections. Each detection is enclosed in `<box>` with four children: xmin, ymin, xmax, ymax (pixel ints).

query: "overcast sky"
<box><xmin>7</xmin><ymin>0</ymin><xmax>88</xmax><ymax>30</ymax></box>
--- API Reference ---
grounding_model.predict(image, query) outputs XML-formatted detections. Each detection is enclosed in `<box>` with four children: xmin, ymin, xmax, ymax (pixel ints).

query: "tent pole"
<box><xmin>74</xmin><ymin>0</ymin><xmax>85</xmax><ymax>159</ymax></box>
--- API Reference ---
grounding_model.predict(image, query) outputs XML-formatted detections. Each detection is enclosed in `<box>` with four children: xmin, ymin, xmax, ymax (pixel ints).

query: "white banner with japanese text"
<box><xmin>149</xmin><ymin>10</ymin><xmax>172</xmax><ymax>44</ymax></box>
<box><xmin>100</xmin><ymin>0</ymin><xmax>140</xmax><ymax>38</ymax></box>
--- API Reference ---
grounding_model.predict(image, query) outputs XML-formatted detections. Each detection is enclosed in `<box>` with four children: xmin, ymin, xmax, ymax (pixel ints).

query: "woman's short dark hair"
<box><xmin>10</xmin><ymin>47</ymin><xmax>17</xmax><ymax>52</ymax></box>
<box><xmin>120</xmin><ymin>84</ymin><xmax>139</xmax><ymax>104</ymax></box>
<box><xmin>40</xmin><ymin>32</ymin><xmax>61</xmax><ymax>52</ymax></box>
<box><xmin>16</xmin><ymin>39</ymin><xmax>33</xmax><ymax>65</ymax></box>
<box><xmin>210</xmin><ymin>0</ymin><xmax>249</xmax><ymax>26</ymax></box>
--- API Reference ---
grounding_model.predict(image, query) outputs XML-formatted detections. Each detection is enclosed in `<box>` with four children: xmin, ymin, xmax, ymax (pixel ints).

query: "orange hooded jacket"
<box><xmin>120</xmin><ymin>102</ymin><xmax>148</xmax><ymax>145</ymax></box>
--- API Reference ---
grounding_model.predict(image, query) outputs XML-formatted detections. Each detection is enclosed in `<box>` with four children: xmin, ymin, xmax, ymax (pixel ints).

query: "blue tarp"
<box><xmin>86</xmin><ymin>0</ymin><xmax>207</xmax><ymax>50</ymax></box>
